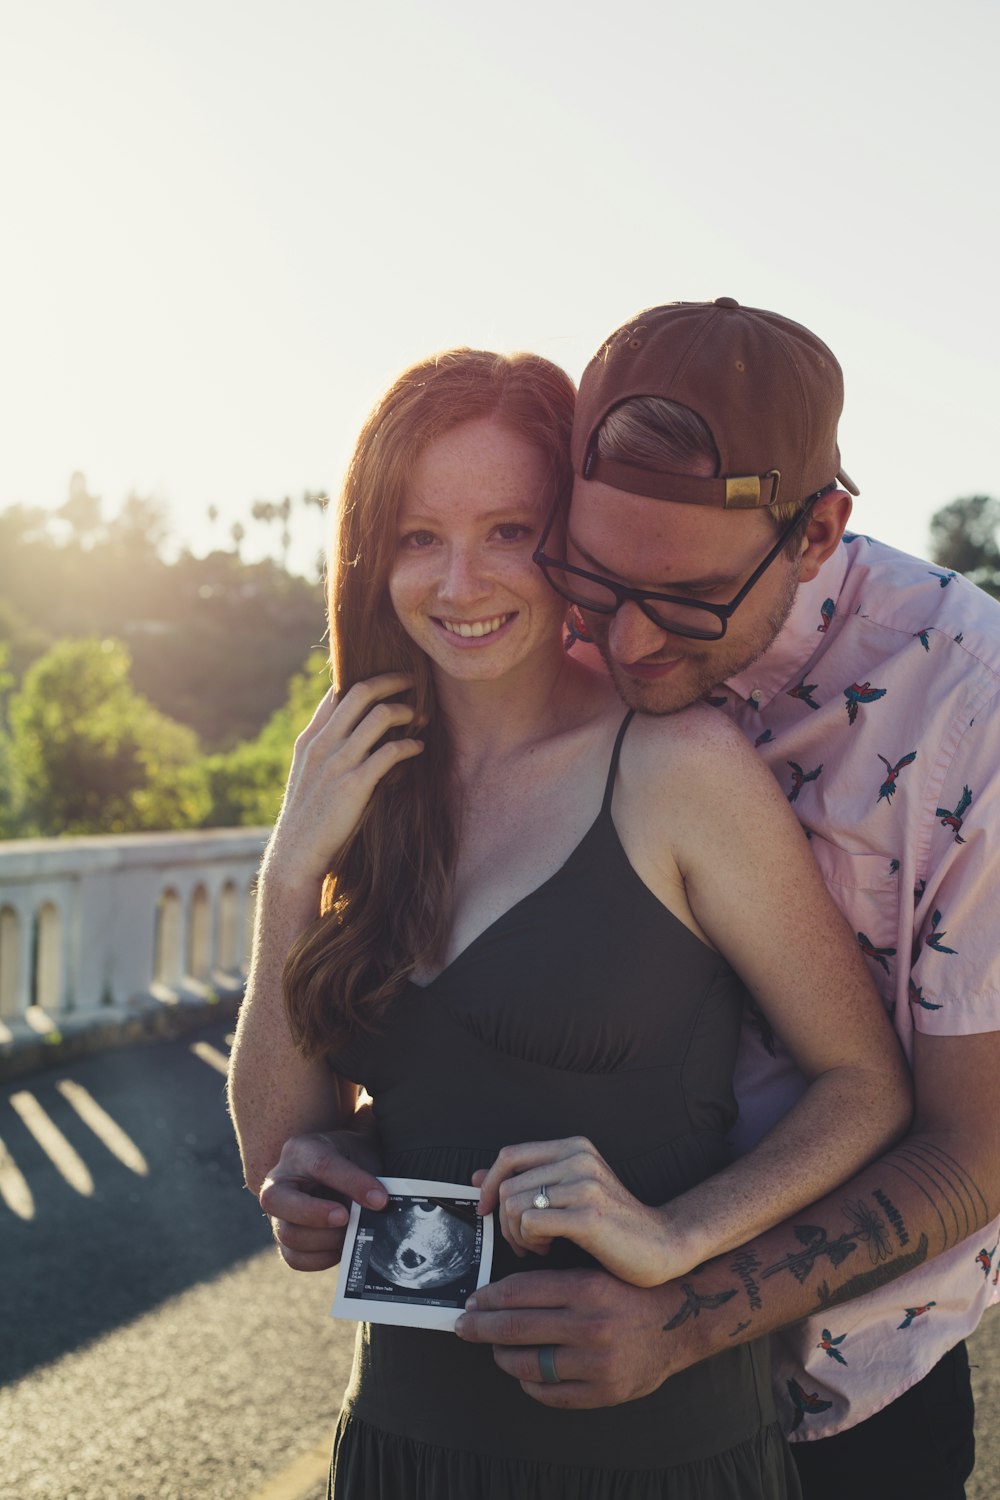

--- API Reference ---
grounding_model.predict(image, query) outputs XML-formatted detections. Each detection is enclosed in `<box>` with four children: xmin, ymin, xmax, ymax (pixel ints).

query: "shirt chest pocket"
<box><xmin>805</xmin><ymin>833</ymin><xmax>902</xmax><ymax>1008</ymax></box>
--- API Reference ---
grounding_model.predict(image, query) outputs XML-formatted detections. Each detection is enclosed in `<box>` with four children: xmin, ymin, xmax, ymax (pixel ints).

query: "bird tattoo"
<box><xmin>662</xmin><ymin>1283</ymin><xmax>737</xmax><ymax>1331</ymax></box>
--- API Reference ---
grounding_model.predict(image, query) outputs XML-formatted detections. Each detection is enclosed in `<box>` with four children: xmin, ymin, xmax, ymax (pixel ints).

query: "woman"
<box><xmin>229</xmin><ymin>348</ymin><xmax>910</xmax><ymax>1498</ymax></box>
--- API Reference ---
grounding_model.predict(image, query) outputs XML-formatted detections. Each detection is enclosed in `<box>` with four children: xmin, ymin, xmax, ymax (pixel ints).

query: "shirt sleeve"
<box><xmin>910</xmin><ymin>684</ymin><xmax>1000</xmax><ymax>1033</ymax></box>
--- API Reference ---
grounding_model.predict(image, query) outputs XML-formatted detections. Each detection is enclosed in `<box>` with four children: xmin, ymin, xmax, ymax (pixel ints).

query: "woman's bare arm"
<box><xmin>228</xmin><ymin>674</ymin><xmax>423</xmax><ymax>1196</ymax></box>
<box><xmin>623</xmin><ymin>710</ymin><xmax>912</xmax><ymax>1274</ymax></box>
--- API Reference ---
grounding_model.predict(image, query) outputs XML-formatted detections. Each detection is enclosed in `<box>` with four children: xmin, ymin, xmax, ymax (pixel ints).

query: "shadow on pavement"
<box><xmin>0</xmin><ymin>1018</ymin><xmax>275</xmax><ymax>1385</ymax></box>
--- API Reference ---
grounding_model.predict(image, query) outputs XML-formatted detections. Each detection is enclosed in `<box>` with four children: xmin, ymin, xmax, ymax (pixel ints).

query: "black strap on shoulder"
<box><xmin>601</xmin><ymin>710</ymin><xmax>636</xmax><ymax>814</ymax></box>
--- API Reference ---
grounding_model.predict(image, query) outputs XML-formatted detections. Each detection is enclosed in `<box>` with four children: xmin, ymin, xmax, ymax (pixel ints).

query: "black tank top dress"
<box><xmin>327</xmin><ymin>713</ymin><xmax>800</xmax><ymax>1499</ymax></box>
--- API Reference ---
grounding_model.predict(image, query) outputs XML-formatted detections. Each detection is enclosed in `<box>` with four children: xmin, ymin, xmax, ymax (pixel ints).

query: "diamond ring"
<box><xmin>532</xmin><ymin>1186</ymin><xmax>551</xmax><ymax>1210</ymax></box>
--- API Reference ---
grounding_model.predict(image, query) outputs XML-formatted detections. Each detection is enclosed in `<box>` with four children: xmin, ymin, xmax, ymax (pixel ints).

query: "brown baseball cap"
<box><xmin>572</xmin><ymin>297</ymin><xmax>858</xmax><ymax>509</ymax></box>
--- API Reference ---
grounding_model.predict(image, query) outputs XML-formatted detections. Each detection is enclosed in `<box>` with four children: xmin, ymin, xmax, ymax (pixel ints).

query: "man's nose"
<box><xmin>607</xmin><ymin>600</ymin><xmax>672</xmax><ymax>663</ymax></box>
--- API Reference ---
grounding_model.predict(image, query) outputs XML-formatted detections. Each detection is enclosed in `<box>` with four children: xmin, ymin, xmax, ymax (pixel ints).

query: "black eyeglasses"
<box><xmin>532</xmin><ymin>486</ymin><xmax>831</xmax><ymax>642</ymax></box>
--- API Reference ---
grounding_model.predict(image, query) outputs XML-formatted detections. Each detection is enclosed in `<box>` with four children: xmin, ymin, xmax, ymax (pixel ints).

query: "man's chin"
<box><xmin>605</xmin><ymin>660</ymin><xmax>706</xmax><ymax>717</ymax></box>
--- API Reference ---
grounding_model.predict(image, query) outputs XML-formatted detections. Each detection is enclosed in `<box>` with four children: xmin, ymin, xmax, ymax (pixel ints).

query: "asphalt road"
<box><xmin>1</xmin><ymin>1019</ymin><xmax>997</xmax><ymax>1498</ymax></box>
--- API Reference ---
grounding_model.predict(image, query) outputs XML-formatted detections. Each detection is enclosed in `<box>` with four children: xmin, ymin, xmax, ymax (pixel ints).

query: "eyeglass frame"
<box><xmin>531</xmin><ymin>483</ymin><xmax>834</xmax><ymax>642</ymax></box>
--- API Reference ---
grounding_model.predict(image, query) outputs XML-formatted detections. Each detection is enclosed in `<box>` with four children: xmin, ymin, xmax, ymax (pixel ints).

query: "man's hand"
<box><xmin>454</xmin><ymin>1268</ymin><xmax>692</xmax><ymax>1409</ymax></box>
<box><xmin>259</xmin><ymin>1117</ymin><xmax>385</xmax><ymax>1272</ymax></box>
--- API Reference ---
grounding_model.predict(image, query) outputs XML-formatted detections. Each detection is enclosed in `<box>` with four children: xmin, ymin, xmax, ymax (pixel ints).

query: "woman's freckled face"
<box><xmin>388</xmin><ymin>417</ymin><xmax>567</xmax><ymax>684</ymax></box>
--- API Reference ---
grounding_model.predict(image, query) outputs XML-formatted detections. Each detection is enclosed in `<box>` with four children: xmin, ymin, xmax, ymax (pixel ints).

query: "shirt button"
<box><xmin>750</xmin><ymin>689</ymin><xmax>763</xmax><ymax>702</ymax></box>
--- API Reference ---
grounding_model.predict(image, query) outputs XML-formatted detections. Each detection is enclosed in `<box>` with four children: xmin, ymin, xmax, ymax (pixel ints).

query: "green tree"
<box><xmin>8</xmin><ymin>638</ymin><xmax>210</xmax><ymax>836</ymax></box>
<box><xmin>58</xmin><ymin>472</ymin><xmax>105</xmax><ymax>549</ymax></box>
<box><xmin>928</xmin><ymin>495</ymin><xmax>1000</xmax><ymax>598</ymax></box>
<box><xmin>0</xmin><ymin>733</ymin><xmax>22</xmax><ymax>837</ymax></box>
<box><xmin>0</xmin><ymin>644</ymin><xmax>24</xmax><ymax>836</ymax></box>
<box><xmin>202</xmin><ymin>649</ymin><xmax>330</xmax><ymax>826</ymax></box>
<box><xmin>123</xmin><ymin>549</ymin><xmax>325</xmax><ymax>749</ymax></box>
<box><xmin>106</xmin><ymin>490</ymin><xmax>171</xmax><ymax>560</ymax></box>
<box><xmin>0</xmin><ymin>490</ymin><xmax>325</xmax><ymax>751</ymax></box>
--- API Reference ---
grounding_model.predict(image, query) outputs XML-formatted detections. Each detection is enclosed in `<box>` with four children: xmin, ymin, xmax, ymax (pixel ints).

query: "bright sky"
<box><xmin>2</xmin><ymin>0</ymin><xmax>998</xmax><ymax>576</ymax></box>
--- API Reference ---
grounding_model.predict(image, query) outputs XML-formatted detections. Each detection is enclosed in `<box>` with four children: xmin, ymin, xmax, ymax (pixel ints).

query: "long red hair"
<box><xmin>283</xmin><ymin>348</ymin><xmax>575</xmax><ymax>1057</ymax></box>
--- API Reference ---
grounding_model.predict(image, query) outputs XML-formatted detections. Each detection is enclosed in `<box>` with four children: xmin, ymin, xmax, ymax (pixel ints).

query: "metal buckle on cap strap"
<box><xmin>725</xmin><ymin>470</ymin><xmax>781</xmax><ymax>509</ymax></box>
<box><xmin>578</xmin><ymin>445</ymin><xmax>784</xmax><ymax>508</ymax></box>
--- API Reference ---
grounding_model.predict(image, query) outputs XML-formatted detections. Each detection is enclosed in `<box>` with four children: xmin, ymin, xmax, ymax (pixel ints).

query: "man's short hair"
<box><xmin>596</xmin><ymin>396</ymin><xmax>809</xmax><ymax>544</ymax></box>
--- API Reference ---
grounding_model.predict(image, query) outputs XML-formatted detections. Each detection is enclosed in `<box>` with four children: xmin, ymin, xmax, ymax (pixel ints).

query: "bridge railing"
<box><xmin>0</xmin><ymin>829</ymin><xmax>269</xmax><ymax>1044</ymax></box>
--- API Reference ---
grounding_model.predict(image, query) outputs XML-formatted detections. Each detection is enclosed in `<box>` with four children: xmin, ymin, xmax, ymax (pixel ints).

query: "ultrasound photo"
<box><xmin>332</xmin><ymin>1177</ymin><xmax>494</xmax><ymax>1331</ymax></box>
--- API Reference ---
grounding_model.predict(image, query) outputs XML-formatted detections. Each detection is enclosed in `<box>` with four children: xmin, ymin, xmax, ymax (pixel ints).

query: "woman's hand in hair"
<box><xmin>264</xmin><ymin>673</ymin><xmax>425</xmax><ymax>896</ymax></box>
<box><xmin>475</xmin><ymin>1139</ymin><xmax>681</xmax><ymax>1289</ymax></box>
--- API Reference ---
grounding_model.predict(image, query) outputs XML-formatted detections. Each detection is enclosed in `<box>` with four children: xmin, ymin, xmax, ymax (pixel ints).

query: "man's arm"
<box><xmin>456</xmin><ymin>1028</ymin><xmax>1000</xmax><ymax>1407</ymax></box>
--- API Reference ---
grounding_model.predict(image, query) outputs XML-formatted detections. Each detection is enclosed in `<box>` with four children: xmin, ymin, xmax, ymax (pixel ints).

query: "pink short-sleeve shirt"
<box><xmin>719</xmin><ymin>533</ymin><xmax>1000</xmax><ymax>1440</ymax></box>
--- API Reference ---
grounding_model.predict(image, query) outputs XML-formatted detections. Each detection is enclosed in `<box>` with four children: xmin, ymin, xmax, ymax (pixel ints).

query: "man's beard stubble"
<box><xmin>588</xmin><ymin>563</ymin><xmax>802</xmax><ymax>718</ymax></box>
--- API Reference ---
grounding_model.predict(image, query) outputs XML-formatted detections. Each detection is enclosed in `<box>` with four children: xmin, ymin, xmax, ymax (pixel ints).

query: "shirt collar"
<box><xmin>726</xmin><ymin>543</ymin><xmax>850</xmax><ymax>708</ymax></box>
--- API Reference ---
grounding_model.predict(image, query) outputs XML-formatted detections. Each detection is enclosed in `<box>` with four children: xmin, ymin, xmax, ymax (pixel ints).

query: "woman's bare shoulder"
<box><xmin>627</xmin><ymin>702</ymin><xmax>757</xmax><ymax>766</ymax></box>
<box><xmin>624</xmin><ymin>704</ymin><xmax>786</xmax><ymax>826</ymax></box>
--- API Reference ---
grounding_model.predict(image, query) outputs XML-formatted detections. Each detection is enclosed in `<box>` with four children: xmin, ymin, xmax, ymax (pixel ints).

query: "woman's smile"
<box><xmin>438</xmin><ymin>613</ymin><xmax>516</xmax><ymax>640</ymax></box>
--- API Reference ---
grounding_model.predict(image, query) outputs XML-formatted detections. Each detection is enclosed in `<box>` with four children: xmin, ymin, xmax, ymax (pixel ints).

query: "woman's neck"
<box><xmin>433</xmin><ymin>642</ymin><xmax>610</xmax><ymax>781</ymax></box>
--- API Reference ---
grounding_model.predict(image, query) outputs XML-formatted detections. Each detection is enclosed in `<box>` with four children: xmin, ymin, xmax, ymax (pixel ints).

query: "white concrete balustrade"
<box><xmin>0</xmin><ymin>829</ymin><xmax>268</xmax><ymax>1043</ymax></box>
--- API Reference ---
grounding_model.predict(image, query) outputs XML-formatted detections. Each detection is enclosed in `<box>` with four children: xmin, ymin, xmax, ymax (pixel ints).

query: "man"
<box><xmin>250</xmin><ymin>300</ymin><xmax>1000</xmax><ymax>1498</ymax></box>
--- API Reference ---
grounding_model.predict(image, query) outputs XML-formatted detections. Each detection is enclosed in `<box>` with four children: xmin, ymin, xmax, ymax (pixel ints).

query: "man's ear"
<box><xmin>798</xmin><ymin>490</ymin><xmax>852</xmax><ymax>582</ymax></box>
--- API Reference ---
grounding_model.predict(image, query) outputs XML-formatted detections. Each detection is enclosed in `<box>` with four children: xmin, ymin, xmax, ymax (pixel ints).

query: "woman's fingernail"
<box><xmin>464</xmin><ymin>1294</ymin><xmax>478</xmax><ymax>1312</ymax></box>
<box><xmin>365</xmin><ymin>1189</ymin><xmax>387</xmax><ymax>1208</ymax></box>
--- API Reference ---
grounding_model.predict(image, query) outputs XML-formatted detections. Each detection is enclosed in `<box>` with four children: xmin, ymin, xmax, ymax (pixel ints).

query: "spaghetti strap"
<box><xmin>600</xmin><ymin>710</ymin><xmax>636</xmax><ymax>814</ymax></box>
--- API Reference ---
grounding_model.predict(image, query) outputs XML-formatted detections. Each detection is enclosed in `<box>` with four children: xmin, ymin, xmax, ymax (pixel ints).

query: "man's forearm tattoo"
<box><xmin>884</xmin><ymin>1142</ymin><xmax>989</xmax><ymax>1245</ymax></box>
<box><xmin>731</xmin><ymin>1250</ymin><xmax>763</xmax><ymax>1312</ymax></box>
<box><xmin>661</xmin><ymin>1282</ymin><xmax>737</xmax><ymax>1331</ymax></box>
<box><xmin>721</xmin><ymin>1251</ymin><xmax>764</xmax><ymax>1337</ymax></box>
<box><xmin>759</xmin><ymin>1197</ymin><xmax>891</xmax><ymax>1284</ymax></box>
<box><xmin>872</xmin><ymin>1188</ymin><xmax>909</xmax><ymax>1246</ymax></box>
<box><xmin>815</xmin><ymin>1235</ymin><xmax>930</xmax><ymax>1312</ymax></box>
<box><xmin>660</xmin><ymin>1142</ymin><xmax>989</xmax><ymax>1340</ymax></box>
